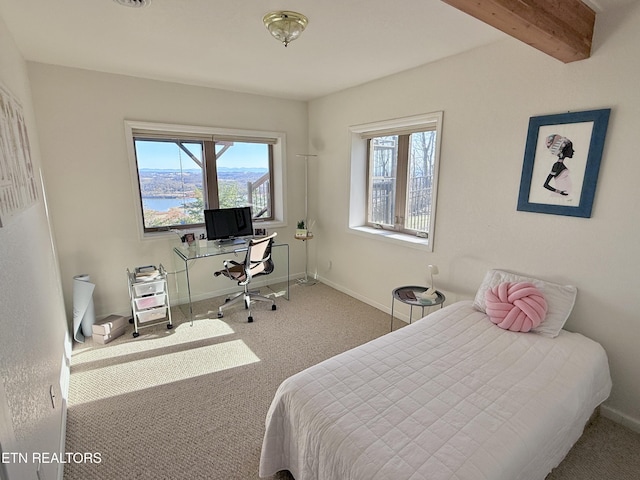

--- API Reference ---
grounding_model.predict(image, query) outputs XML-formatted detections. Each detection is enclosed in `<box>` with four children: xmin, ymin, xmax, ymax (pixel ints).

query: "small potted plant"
<box><xmin>295</xmin><ymin>220</ymin><xmax>308</xmax><ymax>238</ymax></box>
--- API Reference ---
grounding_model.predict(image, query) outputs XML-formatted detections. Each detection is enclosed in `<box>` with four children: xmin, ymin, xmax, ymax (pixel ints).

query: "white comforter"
<box><xmin>259</xmin><ymin>301</ymin><xmax>611</xmax><ymax>480</ymax></box>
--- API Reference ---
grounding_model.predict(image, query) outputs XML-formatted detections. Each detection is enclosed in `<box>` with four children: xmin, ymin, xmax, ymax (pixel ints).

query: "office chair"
<box><xmin>214</xmin><ymin>232</ymin><xmax>278</xmax><ymax>323</ymax></box>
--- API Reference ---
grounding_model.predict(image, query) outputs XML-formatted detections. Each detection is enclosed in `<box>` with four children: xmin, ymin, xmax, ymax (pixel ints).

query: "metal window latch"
<box><xmin>416</xmin><ymin>231</ymin><xmax>428</xmax><ymax>238</ymax></box>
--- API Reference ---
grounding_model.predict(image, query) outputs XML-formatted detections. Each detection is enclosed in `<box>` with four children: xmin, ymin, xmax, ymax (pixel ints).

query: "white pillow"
<box><xmin>473</xmin><ymin>269</ymin><xmax>577</xmax><ymax>338</ymax></box>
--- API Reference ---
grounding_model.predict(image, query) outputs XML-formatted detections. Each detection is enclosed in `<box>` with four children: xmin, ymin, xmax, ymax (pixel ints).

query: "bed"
<box><xmin>259</xmin><ymin>270</ymin><xmax>612</xmax><ymax>480</ymax></box>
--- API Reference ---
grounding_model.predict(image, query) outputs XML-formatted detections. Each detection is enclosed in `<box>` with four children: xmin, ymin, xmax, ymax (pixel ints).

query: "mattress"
<box><xmin>259</xmin><ymin>301</ymin><xmax>611</xmax><ymax>480</ymax></box>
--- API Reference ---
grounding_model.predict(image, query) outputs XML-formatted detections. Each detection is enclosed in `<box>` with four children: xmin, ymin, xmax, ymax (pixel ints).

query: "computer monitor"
<box><xmin>204</xmin><ymin>207</ymin><xmax>253</xmax><ymax>244</ymax></box>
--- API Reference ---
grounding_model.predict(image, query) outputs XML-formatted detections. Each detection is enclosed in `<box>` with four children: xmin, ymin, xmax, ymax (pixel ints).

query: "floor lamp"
<box><xmin>296</xmin><ymin>154</ymin><xmax>317</xmax><ymax>285</ymax></box>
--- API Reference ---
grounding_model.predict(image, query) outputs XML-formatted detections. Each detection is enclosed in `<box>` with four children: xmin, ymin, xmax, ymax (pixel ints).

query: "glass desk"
<box><xmin>173</xmin><ymin>241</ymin><xmax>289</xmax><ymax>321</ymax></box>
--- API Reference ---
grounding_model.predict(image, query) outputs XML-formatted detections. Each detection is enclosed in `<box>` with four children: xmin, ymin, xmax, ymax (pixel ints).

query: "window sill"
<box><xmin>141</xmin><ymin>219</ymin><xmax>287</xmax><ymax>241</ymax></box>
<box><xmin>348</xmin><ymin>225</ymin><xmax>432</xmax><ymax>251</ymax></box>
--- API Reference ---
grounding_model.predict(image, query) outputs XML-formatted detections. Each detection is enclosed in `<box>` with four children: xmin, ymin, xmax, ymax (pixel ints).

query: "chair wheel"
<box><xmin>132</xmin><ymin>332</ymin><xmax>139</xmax><ymax>338</ymax></box>
<box><xmin>217</xmin><ymin>312</ymin><xmax>224</xmax><ymax>318</ymax></box>
<box><xmin>272</xmin><ymin>305</ymin><xmax>277</xmax><ymax>311</ymax></box>
<box><xmin>167</xmin><ymin>324</ymin><xmax>173</xmax><ymax>330</ymax></box>
<box><xmin>248</xmin><ymin>316</ymin><xmax>253</xmax><ymax>323</ymax></box>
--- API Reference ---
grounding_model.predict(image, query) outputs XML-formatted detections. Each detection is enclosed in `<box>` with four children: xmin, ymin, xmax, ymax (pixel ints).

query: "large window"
<box><xmin>126</xmin><ymin>122</ymin><xmax>284</xmax><ymax>236</ymax></box>
<box><xmin>350</xmin><ymin>112</ymin><xmax>442</xmax><ymax>249</ymax></box>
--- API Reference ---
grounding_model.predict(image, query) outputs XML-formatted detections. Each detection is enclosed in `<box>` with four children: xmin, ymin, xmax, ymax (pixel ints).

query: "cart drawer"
<box><xmin>134</xmin><ymin>293</ymin><xmax>166</xmax><ymax>310</ymax></box>
<box><xmin>137</xmin><ymin>306</ymin><xmax>167</xmax><ymax>324</ymax></box>
<box><xmin>133</xmin><ymin>280</ymin><xmax>165</xmax><ymax>297</ymax></box>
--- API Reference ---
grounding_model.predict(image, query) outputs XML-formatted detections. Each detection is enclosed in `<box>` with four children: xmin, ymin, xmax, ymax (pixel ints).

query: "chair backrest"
<box><xmin>245</xmin><ymin>232</ymin><xmax>277</xmax><ymax>281</ymax></box>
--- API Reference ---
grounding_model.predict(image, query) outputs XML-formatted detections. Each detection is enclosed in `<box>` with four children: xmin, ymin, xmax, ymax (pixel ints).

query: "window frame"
<box><xmin>349</xmin><ymin>112</ymin><xmax>443</xmax><ymax>251</ymax></box>
<box><xmin>125</xmin><ymin>121</ymin><xmax>287</xmax><ymax>239</ymax></box>
<box><xmin>365</xmin><ymin>128</ymin><xmax>438</xmax><ymax>236</ymax></box>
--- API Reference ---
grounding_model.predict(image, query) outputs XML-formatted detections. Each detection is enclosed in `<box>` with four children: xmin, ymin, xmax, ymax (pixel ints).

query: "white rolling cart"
<box><xmin>127</xmin><ymin>264</ymin><xmax>173</xmax><ymax>338</ymax></box>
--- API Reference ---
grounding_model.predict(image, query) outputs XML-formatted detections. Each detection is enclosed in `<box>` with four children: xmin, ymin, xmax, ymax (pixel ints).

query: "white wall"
<box><xmin>0</xmin><ymin>15</ymin><xmax>69</xmax><ymax>480</ymax></box>
<box><xmin>309</xmin><ymin>2</ymin><xmax>640</xmax><ymax>427</ymax></box>
<box><xmin>27</xmin><ymin>65</ymin><xmax>309</xmax><ymax>321</ymax></box>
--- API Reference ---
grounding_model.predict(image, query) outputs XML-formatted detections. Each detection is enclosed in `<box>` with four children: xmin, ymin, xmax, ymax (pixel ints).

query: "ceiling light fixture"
<box><xmin>113</xmin><ymin>0</ymin><xmax>151</xmax><ymax>8</ymax></box>
<box><xmin>262</xmin><ymin>11</ymin><xmax>308</xmax><ymax>47</ymax></box>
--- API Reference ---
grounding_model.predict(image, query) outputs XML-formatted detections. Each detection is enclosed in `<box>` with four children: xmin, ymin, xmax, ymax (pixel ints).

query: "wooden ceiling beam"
<box><xmin>441</xmin><ymin>0</ymin><xmax>596</xmax><ymax>63</ymax></box>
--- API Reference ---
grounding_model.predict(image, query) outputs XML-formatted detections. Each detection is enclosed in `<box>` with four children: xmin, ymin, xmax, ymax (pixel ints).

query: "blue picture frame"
<box><xmin>517</xmin><ymin>108</ymin><xmax>611</xmax><ymax>218</ymax></box>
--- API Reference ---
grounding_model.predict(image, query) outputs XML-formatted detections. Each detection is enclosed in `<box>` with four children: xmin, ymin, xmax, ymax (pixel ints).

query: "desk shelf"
<box><xmin>127</xmin><ymin>264</ymin><xmax>173</xmax><ymax>337</ymax></box>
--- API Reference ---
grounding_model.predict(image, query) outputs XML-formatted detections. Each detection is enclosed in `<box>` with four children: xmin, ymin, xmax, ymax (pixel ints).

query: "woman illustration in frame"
<box><xmin>543</xmin><ymin>134</ymin><xmax>574</xmax><ymax>197</ymax></box>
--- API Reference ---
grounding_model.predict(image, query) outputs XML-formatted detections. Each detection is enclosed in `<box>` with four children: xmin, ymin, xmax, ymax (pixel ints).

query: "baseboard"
<box><xmin>317</xmin><ymin>276</ymin><xmax>411</xmax><ymax>325</ymax></box>
<box><xmin>58</xmin><ymin>330</ymin><xmax>72</xmax><ymax>480</ymax></box>
<box><xmin>57</xmin><ymin>400</ymin><xmax>68</xmax><ymax>480</ymax></box>
<box><xmin>601</xmin><ymin>405</ymin><xmax>640</xmax><ymax>434</ymax></box>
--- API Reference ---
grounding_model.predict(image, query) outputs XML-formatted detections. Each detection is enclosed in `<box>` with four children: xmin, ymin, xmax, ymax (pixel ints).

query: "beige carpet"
<box><xmin>64</xmin><ymin>282</ymin><xmax>640</xmax><ymax>480</ymax></box>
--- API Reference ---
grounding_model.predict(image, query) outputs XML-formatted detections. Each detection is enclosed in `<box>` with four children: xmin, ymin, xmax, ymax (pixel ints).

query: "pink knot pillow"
<box><xmin>485</xmin><ymin>282</ymin><xmax>548</xmax><ymax>332</ymax></box>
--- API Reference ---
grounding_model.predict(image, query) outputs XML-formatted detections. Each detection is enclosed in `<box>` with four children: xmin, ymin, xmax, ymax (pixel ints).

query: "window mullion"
<box><xmin>395</xmin><ymin>135</ymin><xmax>409</xmax><ymax>231</ymax></box>
<box><xmin>365</xmin><ymin>140</ymin><xmax>377</xmax><ymax>228</ymax></box>
<box><xmin>204</xmin><ymin>140</ymin><xmax>218</xmax><ymax>208</ymax></box>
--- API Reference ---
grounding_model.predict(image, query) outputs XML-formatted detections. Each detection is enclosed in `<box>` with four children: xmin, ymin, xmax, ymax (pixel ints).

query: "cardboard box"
<box><xmin>92</xmin><ymin>314</ymin><xmax>128</xmax><ymax>336</ymax></box>
<box><xmin>93</xmin><ymin>325</ymin><xmax>125</xmax><ymax>345</ymax></box>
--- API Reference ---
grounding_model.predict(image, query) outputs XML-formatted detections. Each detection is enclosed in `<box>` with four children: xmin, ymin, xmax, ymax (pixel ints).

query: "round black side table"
<box><xmin>390</xmin><ymin>285</ymin><xmax>445</xmax><ymax>331</ymax></box>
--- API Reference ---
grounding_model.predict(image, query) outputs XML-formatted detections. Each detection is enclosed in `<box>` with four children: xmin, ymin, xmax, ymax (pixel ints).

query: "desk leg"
<box><xmin>184</xmin><ymin>260</ymin><xmax>193</xmax><ymax>324</ymax></box>
<box><xmin>285</xmin><ymin>243</ymin><xmax>290</xmax><ymax>300</ymax></box>
<box><xmin>268</xmin><ymin>243</ymin><xmax>290</xmax><ymax>300</ymax></box>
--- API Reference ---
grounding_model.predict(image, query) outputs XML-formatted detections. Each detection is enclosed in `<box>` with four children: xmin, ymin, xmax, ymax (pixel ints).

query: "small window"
<box><xmin>367</xmin><ymin>129</ymin><xmax>437</xmax><ymax>235</ymax></box>
<box><xmin>349</xmin><ymin>112</ymin><xmax>442</xmax><ymax>249</ymax></box>
<box><xmin>127</xmin><ymin>122</ymin><xmax>280</xmax><ymax>235</ymax></box>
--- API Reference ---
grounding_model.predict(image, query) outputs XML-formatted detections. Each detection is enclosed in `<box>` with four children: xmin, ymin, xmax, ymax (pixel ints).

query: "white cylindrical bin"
<box><xmin>73</xmin><ymin>274</ymin><xmax>96</xmax><ymax>342</ymax></box>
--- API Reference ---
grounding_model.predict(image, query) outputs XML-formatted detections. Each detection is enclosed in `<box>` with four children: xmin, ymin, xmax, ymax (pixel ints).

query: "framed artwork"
<box><xmin>0</xmin><ymin>83</ymin><xmax>38</xmax><ymax>227</ymax></box>
<box><xmin>517</xmin><ymin>108</ymin><xmax>611</xmax><ymax>218</ymax></box>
